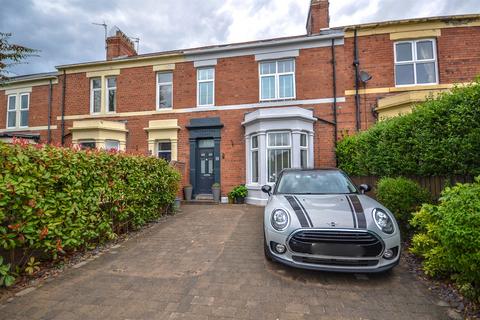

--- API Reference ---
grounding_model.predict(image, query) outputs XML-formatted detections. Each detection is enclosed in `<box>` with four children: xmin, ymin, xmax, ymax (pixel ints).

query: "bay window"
<box><xmin>259</xmin><ymin>59</ymin><xmax>295</xmax><ymax>101</ymax></box>
<box><xmin>251</xmin><ymin>135</ymin><xmax>259</xmax><ymax>183</ymax></box>
<box><xmin>105</xmin><ymin>140</ymin><xmax>120</xmax><ymax>151</ymax></box>
<box><xmin>267</xmin><ymin>132</ymin><xmax>291</xmax><ymax>182</ymax></box>
<box><xmin>395</xmin><ymin>39</ymin><xmax>438</xmax><ymax>86</ymax></box>
<box><xmin>300</xmin><ymin>133</ymin><xmax>308</xmax><ymax>169</ymax></box>
<box><xmin>197</xmin><ymin>67</ymin><xmax>214</xmax><ymax>106</ymax></box>
<box><xmin>158</xmin><ymin>141</ymin><xmax>172</xmax><ymax>161</ymax></box>
<box><xmin>7</xmin><ymin>93</ymin><xmax>29</xmax><ymax>129</ymax></box>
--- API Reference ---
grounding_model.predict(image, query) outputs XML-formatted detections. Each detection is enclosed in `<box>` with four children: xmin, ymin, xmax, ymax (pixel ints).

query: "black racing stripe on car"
<box><xmin>349</xmin><ymin>195</ymin><xmax>367</xmax><ymax>229</ymax></box>
<box><xmin>284</xmin><ymin>196</ymin><xmax>310</xmax><ymax>228</ymax></box>
<box><xmin>345</xmin><ymin>195</ymin><xmax>358</xmax><ymax>229</ymax></box>
<box><xmin>294</xmin><ymin>196</ymin><xmax>313</xmax><ymax>227</ymax></box>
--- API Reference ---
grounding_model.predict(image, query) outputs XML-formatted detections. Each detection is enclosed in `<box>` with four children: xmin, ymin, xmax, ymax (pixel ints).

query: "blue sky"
<box><xmin>1</xmin><ymin>0</ymin><xmax>479</xmax><ymax>76</ymax></box>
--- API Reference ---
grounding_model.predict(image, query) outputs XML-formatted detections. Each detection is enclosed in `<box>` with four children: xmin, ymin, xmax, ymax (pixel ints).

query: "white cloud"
<box><xmin>1</xmin><ymin>0</ymin><xmax>478</xmax><ymax>75</ymax></box>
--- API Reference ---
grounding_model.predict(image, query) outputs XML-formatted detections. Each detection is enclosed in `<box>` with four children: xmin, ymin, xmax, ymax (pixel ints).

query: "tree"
<box><xmin>0</xmin><ymin>32</ymin><xmax>39</xmax><ymax>81</ymax></box>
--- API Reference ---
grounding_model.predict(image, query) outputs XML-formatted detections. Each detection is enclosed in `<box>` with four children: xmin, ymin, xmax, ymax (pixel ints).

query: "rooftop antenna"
<box><xmin>92</xmin><ymin>21</ymin><xmax>108</xmax><ymax>59</ymax></box>
<box><xmin>130</xmin><ymin>37</ymin><xmax>140</xmax><ymax>53</ymax></box>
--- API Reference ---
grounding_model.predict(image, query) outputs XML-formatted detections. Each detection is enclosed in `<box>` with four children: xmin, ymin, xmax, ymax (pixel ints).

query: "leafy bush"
<box><xmin>228</xmin><ymin>185</ymin><xmax>248</xmax><ymax>199</ymax></box>
<box><xmin>0</xmin><ymin>140</ymin><xmax>180</xmax><ymax>286</ymax></box>
<box><xmin>376</xmin><ymin>177</ymin><xmax>431</xmax><ymax>232</ymax></box>
<box><xmin>411</xmin><ymin>177</ymin><xmax>480</xmax><ymax>299</ymax></box>
<box><xmin>337</xmin><ymin>79</ymin><xmax>480</xmax><ymax>176</ymax></box>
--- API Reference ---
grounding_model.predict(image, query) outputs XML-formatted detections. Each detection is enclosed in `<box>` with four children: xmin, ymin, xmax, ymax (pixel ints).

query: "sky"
<box><xmin>1</xmin><ymin>0</ymin><xmax>479</xmax><ymax>76</ymax></box>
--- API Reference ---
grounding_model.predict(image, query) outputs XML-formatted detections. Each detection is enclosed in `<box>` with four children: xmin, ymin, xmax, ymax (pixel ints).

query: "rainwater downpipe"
<box><xmin>331</xmin><ymin>38</ymin><xmax>338</xmax><ymax>166</ymax></box>
<box><xmin>47</xmin><ymin>79</ymin><xmax>53</xmax><ymax>144</ymax></box>
<box><xmin>353</xmin><ymin>28</ymin><xmax>361</xmax><ymax>132</ymax></box>
<box><xmin>61</xmin><ymin>70</ymin><xmax>66</xmax><ymax>146</ymax></box>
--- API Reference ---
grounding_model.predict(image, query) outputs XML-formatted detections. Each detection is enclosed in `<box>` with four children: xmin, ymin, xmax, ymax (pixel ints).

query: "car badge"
<box><xmin>328</xmin><ymin>221</ymin><xmax>337</xmax><ymax>227</ymax></box>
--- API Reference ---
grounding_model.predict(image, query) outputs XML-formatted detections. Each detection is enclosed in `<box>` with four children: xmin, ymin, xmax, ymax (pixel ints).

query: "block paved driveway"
<box><xmin>1</xmin><ymin>205</ymin><xmax>450</xmax><ymax>320</ymax></box>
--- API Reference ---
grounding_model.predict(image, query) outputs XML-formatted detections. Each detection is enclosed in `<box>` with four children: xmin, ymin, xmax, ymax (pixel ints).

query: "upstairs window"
<box><xmin>7</xmin><ymin>93</ymin><xmax>29</xmax><ymax>129</ymax></box>
<box><xmin>394</xmin><ymin>39</ymin><xmax>438</xmax><ymax>86</ymax></box>
<box><xmin>259</xmin><ymin>59</ymin><xmax>295</xmax><ymax>101</ymax></box>
<box><xmin>106</xmin><ymin>77</ymin><xmax>117</xmax><ymax>113</ymax></box>
<box><xmin>197</xmin><ymin>67</ymin><xmax>214</xmax><ymax>106</ymax></box>
<box><xmin>90</xmin><ymin>78</ymin><xmax>101</xmax><ymax>114</ymax></box>
<box><xmin>157</xmin><ymin>72</ymin><xmax>173</xmax><ymax>109</ymax></box>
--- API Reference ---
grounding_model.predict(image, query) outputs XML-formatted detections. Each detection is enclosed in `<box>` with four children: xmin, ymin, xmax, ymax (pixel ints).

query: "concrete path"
<box><xmin>1</xmin><ymin>205</ymin><xmax>450</xmax><ymax>319</ymax></box>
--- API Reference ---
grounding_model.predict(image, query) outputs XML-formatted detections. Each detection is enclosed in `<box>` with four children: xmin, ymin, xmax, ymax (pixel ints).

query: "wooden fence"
<box><xmin>350</xmin><ymin>175</ymin><xmax>475</xmax><ymax>200</ymax></box>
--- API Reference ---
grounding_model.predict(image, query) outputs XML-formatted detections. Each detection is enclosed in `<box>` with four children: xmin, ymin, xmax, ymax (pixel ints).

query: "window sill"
<box><xmin>391</xmin><ymin>83</ymin><xmax>441</xmax><ymax>92</ymax></box>
<box><xmin>259</xmin><ymin>98</ymin><xmax>296</xmax><ymax>103</ymax></box>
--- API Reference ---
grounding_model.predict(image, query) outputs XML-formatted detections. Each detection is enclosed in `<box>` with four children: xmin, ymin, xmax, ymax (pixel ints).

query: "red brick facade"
<box><xmin>1</xmin><ymin>3</ymin><xmax>480</xmax><ymax>201</ymax></box>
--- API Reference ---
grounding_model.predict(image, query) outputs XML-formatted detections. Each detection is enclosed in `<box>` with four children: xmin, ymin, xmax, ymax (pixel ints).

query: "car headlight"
<box><xmin>271</xmin><ymin>209</ymin><xmax>290</xmax><ymax>231</ymax></box>
<box><xmin>372</xmin><ymin>208</ymin><xmax>395</xmax><ymax>234</ymax></box>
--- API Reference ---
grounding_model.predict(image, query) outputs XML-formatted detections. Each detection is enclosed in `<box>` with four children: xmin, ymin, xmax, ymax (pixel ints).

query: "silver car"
<box><xmin>262</xmin><ymin>168</ymin><xmax>400</xmax><ymax>273</ymax></box>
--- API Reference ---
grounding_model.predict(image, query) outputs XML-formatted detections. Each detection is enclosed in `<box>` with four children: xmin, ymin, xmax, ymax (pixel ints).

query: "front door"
<box><xmin>197</xmin><ymin>147</ymin><xmax>214</xmax><ymax>194</ymax></box>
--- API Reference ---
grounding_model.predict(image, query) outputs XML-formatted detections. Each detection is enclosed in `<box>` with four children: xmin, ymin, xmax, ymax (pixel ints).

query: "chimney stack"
<box><xmin>306</xmin><ymin>0</ymin><xmax>330</xmax><ymax>35</ymax></box>
<box><xmin>106</xmin><ymin>27</ymin><xmax>137</xmax><ymax>60</ymax></box>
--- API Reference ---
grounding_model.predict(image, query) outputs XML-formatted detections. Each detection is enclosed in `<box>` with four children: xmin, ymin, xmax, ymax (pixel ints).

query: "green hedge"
<box><xmin>411</xmin><ymin>177</ymin><xmax>480</xmax><ymax>299</ymax></box>
<box><xmin>336</xmin><ymin>79</ymin><xmax>480</xmax><ymax>176</ymax></box>
<box><xmin>376</xmin><ymin>177</ymin><xmax>431</xmax><ymax>233</ymax></box>
<box><xmin>0</xmin><ymin>140</ymin><xmax>180</xmax><ymax>285</ymax></box>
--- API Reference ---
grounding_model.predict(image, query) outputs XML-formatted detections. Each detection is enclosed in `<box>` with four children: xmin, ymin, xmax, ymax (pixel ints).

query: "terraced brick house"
<box><xmin>1</xmin><ymin>1</ymin><xmax>479</xmax><ymax>205</ymax></box>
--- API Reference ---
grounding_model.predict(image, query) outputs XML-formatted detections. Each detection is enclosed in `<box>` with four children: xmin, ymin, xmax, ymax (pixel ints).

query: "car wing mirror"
<box><xmin>261</xmin><ymin>185</ymin><xmax>272</xmax><ymax>196</ymax></box>
<box><xmin>358</xmin><ymin>184</ymin><xmax>371</xmax><ymax>194</ymax></box>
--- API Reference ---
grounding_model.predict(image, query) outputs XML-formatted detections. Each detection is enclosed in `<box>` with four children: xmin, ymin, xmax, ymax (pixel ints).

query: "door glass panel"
<box><xmin>201</xmin><ymin>157</ymin><xmax>206</xmax><ymax>174</ymax></box>
<box><xmin>198</xmin><ymin>139</ymin><xmax>214</xmax><ymax>148</ymax></box>
<box><xmin>208</xmin><ymin>158</ymin><xmax>213</xmax><ymax>174</ymax></box>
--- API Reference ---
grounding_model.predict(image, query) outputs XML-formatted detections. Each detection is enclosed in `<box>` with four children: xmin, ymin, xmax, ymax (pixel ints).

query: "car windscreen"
<box><xmin>276</xmin><ymin>170</ymin><xmax>358</xmax><ymax>194</ymax></box>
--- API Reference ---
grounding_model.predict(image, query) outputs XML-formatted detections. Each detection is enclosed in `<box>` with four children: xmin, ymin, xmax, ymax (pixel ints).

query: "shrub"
<box><xmin>228</xmin><ymin>185</ymin><xmax>248</xmax><ymax>199</ymax></box>
<box><xmin>336</xmin><ymin>79</ymin><xmax>480</xmax><ymax>176</ymax></box>
<box><xmin>0</xmin><ymin>140</ymin><xmax>180</xmax><ymax>286</ymax></box>
<box><xmin>410</xmin><ymin>177</ymin><xmax>480</xmax><ymax>299</ymax></box>
<box><xmin>376</xmin><ymin>177</ymin><xmax>431</xmax><ymax>232</ymax></box>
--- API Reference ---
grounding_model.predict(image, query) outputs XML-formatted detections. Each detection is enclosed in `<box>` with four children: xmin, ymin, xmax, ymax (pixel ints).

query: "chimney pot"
<box><xmin>106</xmin><ymin>27</ymin><xmax>137</xmax><ymax>61</ymax></box>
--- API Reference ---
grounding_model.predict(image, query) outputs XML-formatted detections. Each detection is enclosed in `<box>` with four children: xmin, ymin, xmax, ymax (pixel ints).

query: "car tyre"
<box><xmin>263</xmin><ymin>233</ymin><xmax>272</xmax><ymax>261</ymax></box>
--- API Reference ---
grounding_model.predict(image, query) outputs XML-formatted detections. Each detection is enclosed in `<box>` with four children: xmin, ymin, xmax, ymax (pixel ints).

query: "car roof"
<box><xmin>281</xmin><ymin>168</ymin><xmax>341</xmax><ymax>172</ymax></box>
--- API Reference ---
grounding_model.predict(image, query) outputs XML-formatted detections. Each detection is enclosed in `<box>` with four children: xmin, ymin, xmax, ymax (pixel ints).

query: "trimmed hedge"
<box><xmin>0</xmin><ymin>140</ymin><xmax>180</xmax><ymax>286</ymax></box>
<box><xmin>411</xmin><ymin>177</ymin><xmax>480</xmax><ymax>299</ymax></box>
<box><xmin>336</xmin><ymin>79</ymin><xmax>480</xmax><ymax>176</ymax></box>
<box><xmin>376</xmin><ymin>177</ymin><xmax>431</xmax><ymax>233</ymax></box>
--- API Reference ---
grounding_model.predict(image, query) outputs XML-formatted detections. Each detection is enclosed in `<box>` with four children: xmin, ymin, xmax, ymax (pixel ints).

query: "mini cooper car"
<box><xmin>262</xmin><ymin>168</ymin><xmax>400</xmax><ymax>273</ymax></box>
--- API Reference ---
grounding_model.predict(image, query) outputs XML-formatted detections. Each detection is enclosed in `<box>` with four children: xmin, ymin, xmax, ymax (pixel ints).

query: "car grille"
<box><xmin>289</xmin><ymin>230</ymin><xmax>384</xmax><ymax>258</ymax></box>
<box><xmin>292</xmin><ymin>256</ymin><xmax>379</xmax><ymax>267</ymax></box>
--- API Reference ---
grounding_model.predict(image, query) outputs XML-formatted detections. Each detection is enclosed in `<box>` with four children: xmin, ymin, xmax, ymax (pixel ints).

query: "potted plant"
<box><xmin>184</xmin><ymin>184</ymin><xmax>193</xmax><ymax>201</ymax></box>
<box><xmin>228</xmin><ymin>185</ymin><xmax>248</xmax><ymax>204</ymax></box>
<box><xmin>212</xmin><ymin>183</ymin><xmax>221</xmax><ymax>203</ymax></box>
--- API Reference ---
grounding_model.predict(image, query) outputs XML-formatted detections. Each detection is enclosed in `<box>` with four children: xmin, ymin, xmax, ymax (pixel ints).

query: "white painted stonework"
<box><xmin>242</xmin><ymin>107</ymin><xmax>316</xmax><ymax>206</ymax></box>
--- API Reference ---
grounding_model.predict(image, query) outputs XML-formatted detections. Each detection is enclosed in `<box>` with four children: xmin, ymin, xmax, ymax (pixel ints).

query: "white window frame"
<box><xmin>250</xmin><ymin>135</ymin><xmax>259</xmax><ymax>184</ymax></box>
<box><xmin>6</xmin><ymin>93</ymin><xmax>29</xmax><ymax>129</ymax></box>
<box><xmin>90</xmin><ymin>78</ymin><xmax>102</xmax><ymax>114</ymax></box>
<box><xmin>106</xmin><ymin>76</ymin><xmax>117</xmax><ymax>113</ymax></box>
<box><xmin>157</xmin><ymin>141</ymin><xmax>172</xmax><ymax>161</ymax></box>
<box><xmin>156</xmin><ymin>72</ymin><xmax>173</xmax><ymax>110</ymax></box>
<box><xmin>259</xmin><ymin>59</ymin><xmax>296</xmax><ymax>102</ymax></box>
<box><xmin>104</xmin><ymin>139</ymin><xmax>120</xmax><ymax>151</ymax></box>
<box><xmin>197</xmin><ymin>67</ymin><xmax>215</xmax><ymax>107</ymax></box>
<box><xmin>300</xmin><ymin>133</ymin><xmax>308</xmax><ymax>169</ymax></box>
<box><xmin>79</xmin><ymin>140</ymin><xmax>96</xmax><ymax>150</ymax></box>
<box><xmin>394</xmin><ymin>39</ymin><xmax>438</xmax><ymax>87</ymax></box>
<box><xmin>266</xmin><ymin>131</ymin><xmax>292</xmax><ymax>183</ymax></box>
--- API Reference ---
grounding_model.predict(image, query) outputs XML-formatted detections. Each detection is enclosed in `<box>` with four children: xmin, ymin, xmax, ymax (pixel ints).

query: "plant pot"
<box><xmin>228</xmin><ymin>197</ymin><xmax>234</xmax><ymax>204</ymax></box>
<box><xmin>184</xmin><ymin>186</ymin><xmax>193</xmax><ymax>201</ymax></box>
<box><xmin>212</xmin><ymin>187</ymin><xmax>221</xmax><ymax>203</ymax></box>
<box><xmin>235</xmin><ymin>197</ymin><xmax>245</xmax><ymax>204</ymax></box>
